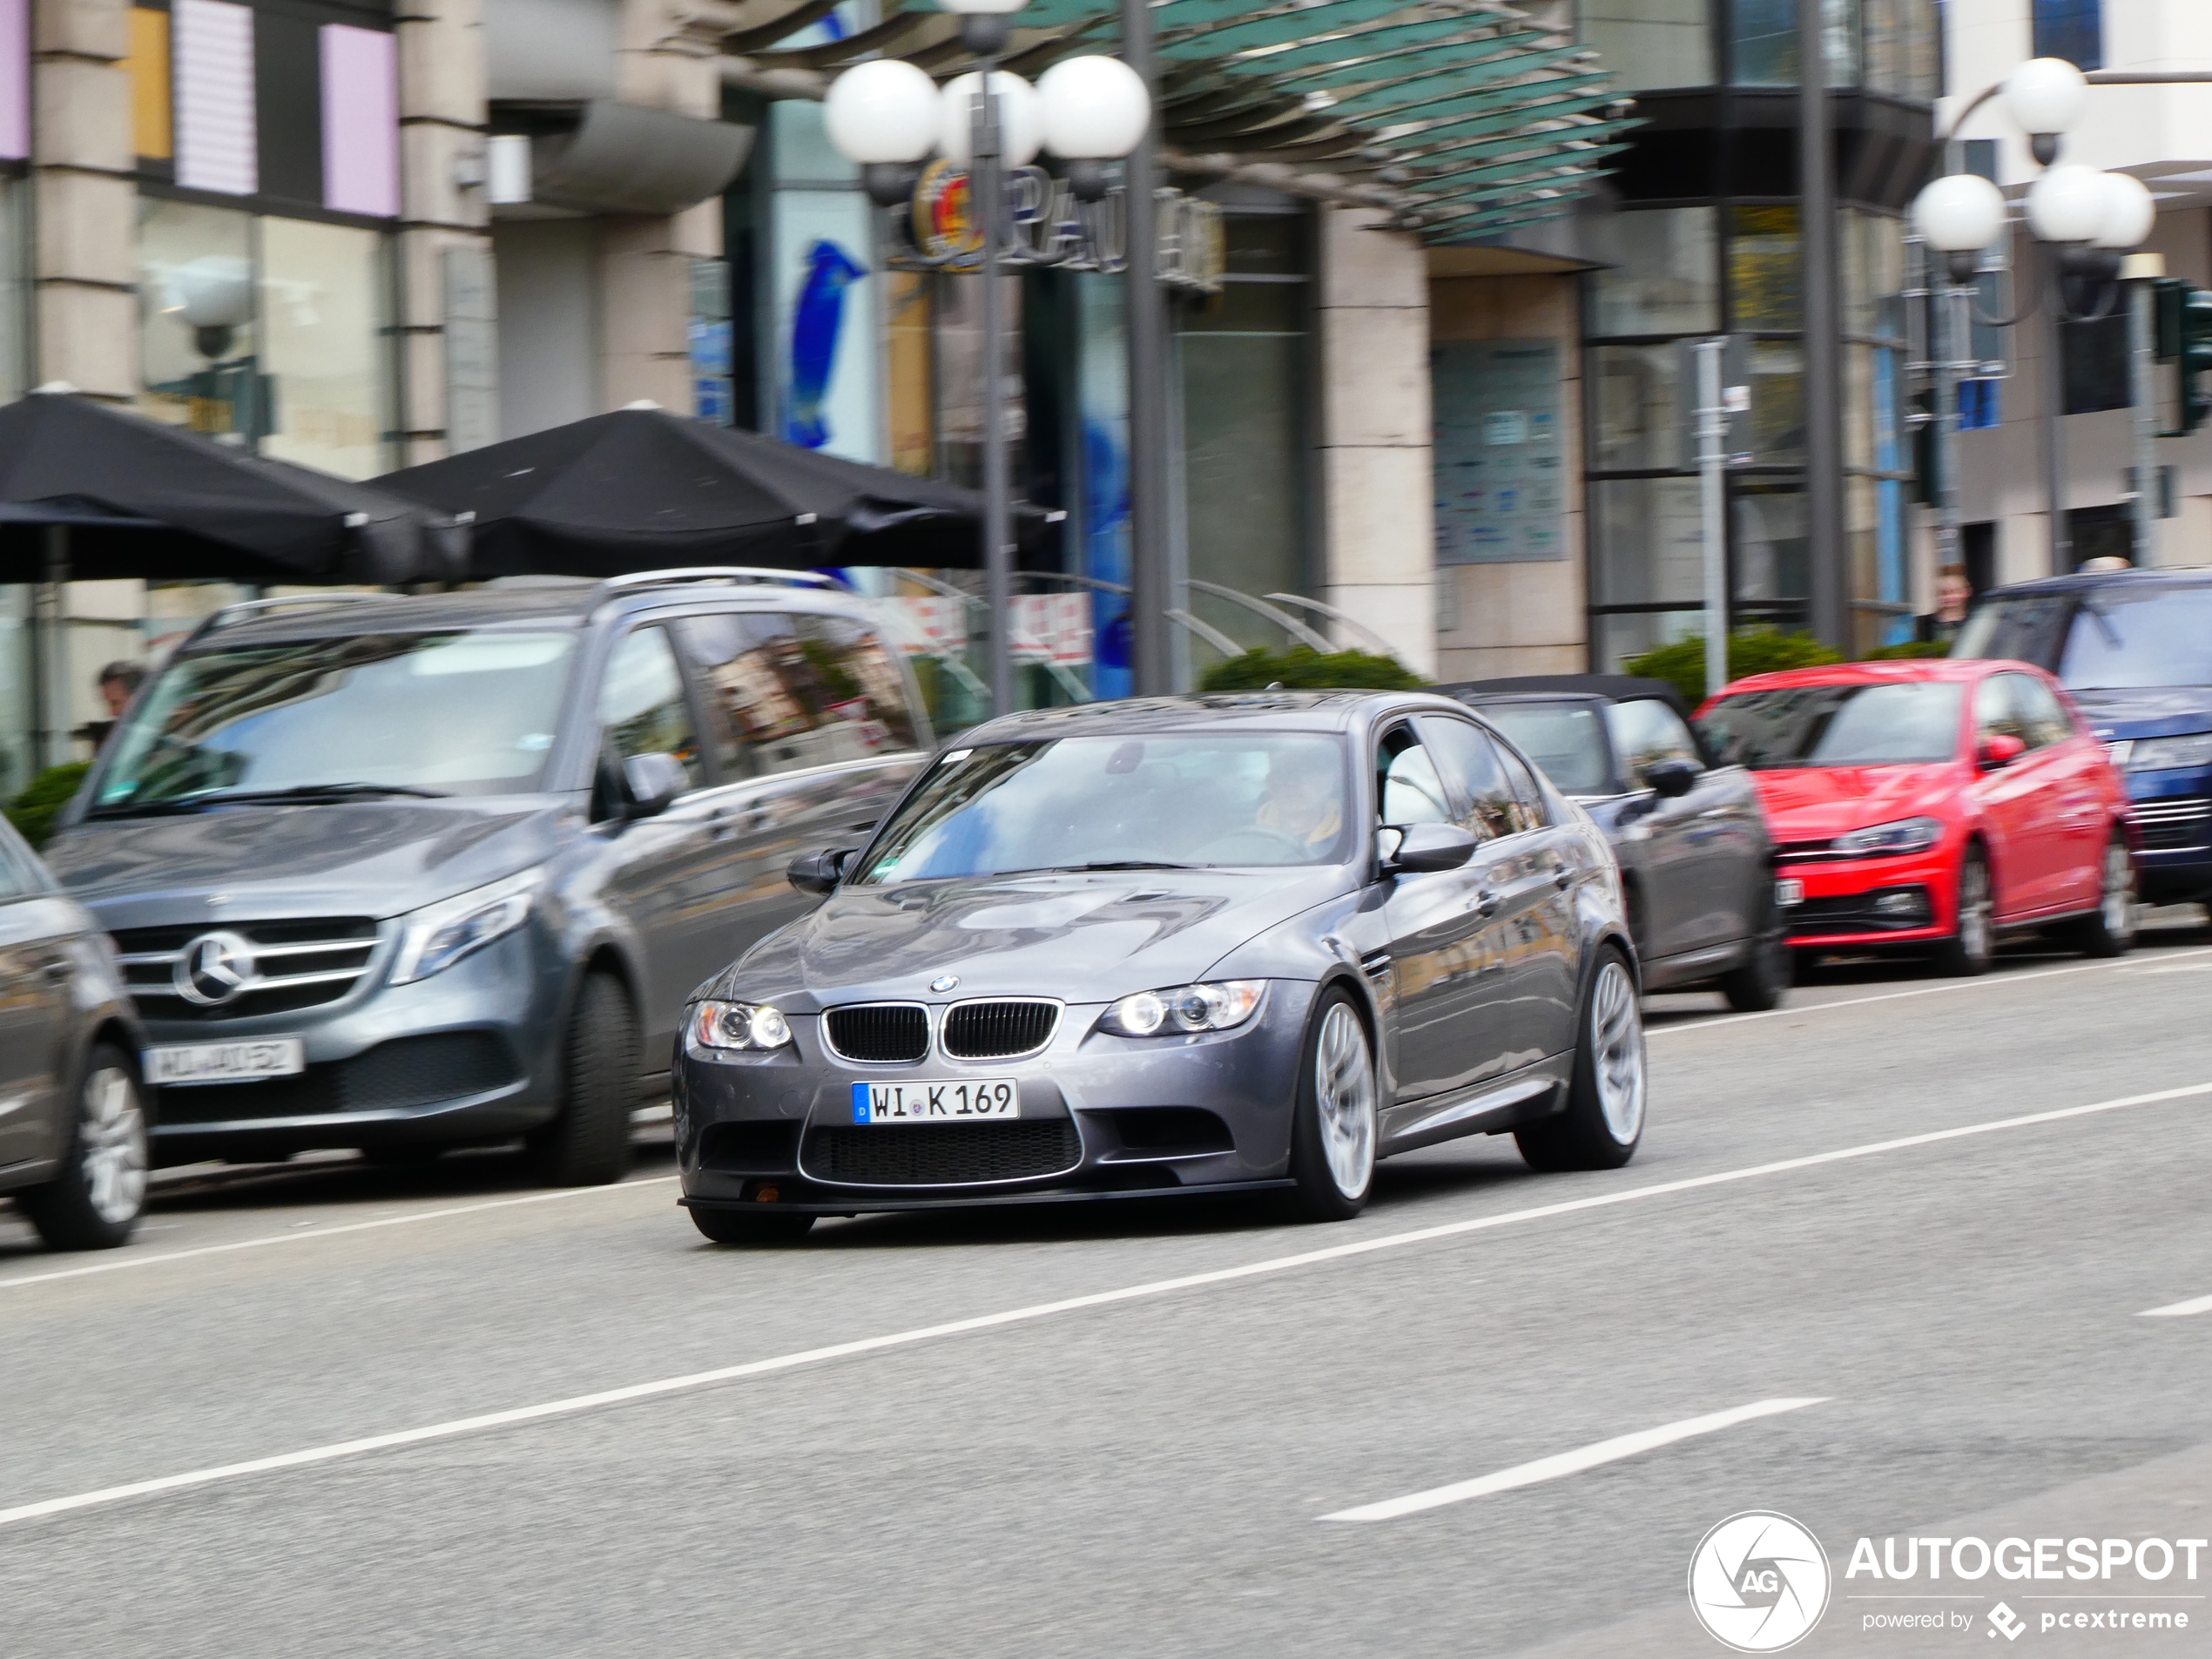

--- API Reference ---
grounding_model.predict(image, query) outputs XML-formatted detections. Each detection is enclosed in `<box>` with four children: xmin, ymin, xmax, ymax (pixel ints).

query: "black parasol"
<box><xmin>374</xmin><ymin>406</ymin><xmax>1052</xmax><ymax>577</ymax></box>
<box><xmin>0</xmin><ymin>391</ymin><xmax>469</xmax><ymax>585</ymax></box>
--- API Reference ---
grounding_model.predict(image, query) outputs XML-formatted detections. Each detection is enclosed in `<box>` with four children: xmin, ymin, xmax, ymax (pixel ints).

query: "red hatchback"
<box><xmin>1697</xmin><ymin>660</ymin><xmax>2135</xmax><ymax>974</ymax></box>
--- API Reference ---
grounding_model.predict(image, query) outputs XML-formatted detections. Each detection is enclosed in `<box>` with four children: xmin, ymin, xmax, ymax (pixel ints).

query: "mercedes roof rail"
<box><xmin>600</xmin><ymin>567</ymin><xmax>847</xmax><ymax>592</ymax></box>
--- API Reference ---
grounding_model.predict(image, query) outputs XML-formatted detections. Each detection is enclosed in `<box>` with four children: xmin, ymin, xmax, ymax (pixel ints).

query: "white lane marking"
<box><xmin>1318</xmin><ymin>1398</ymin><xmax>1829</xmax><ymax>1522</ymax></box>
<box><xmin>2139</xmin><ymin>1292</ymin><xmax>2212</xmax><ymax>1318</ymax></box>
<box><xmin>1648</xmin><ymin>945</ymin><xmax>2212</xmax><ymax>1038</ymax></box>
<box><xmin>0</xmin><ymin>1177</ymin><xmax>678</xmax><ymax>1296</ymax></box>
<box><xmin>2131</xmin><ymin>963</ymin><xmax>2212</xmax><ymax>975</ymax></box>
<box><xmin>2</xmin><ymin>1078</ymin><xmax>2206</xmax><ymax>1533</ymax></box>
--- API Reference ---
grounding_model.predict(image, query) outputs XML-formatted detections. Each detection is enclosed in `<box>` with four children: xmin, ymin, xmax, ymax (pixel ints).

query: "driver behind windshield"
<box><xmin>1256</xmin><ymin>743</ymin><xmax>1344</xmax><ymax>853</ymax></box>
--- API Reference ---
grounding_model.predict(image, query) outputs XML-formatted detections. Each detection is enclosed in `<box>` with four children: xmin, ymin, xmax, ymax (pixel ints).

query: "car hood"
<box><xmin>2064</xmin><ymin>685</ymin><xmax>2212</xmax><ymax>740</ymax></box>
<box><xmin>1746</xmin><ymin>764</ymin><xmax>1963</xmax><ymax>842</ymax></box>
<box><xmin>42</xmin><ymin>799</ymin><xmax>569</xmax><ymax>928</ymax></box>
<box><xmin>706</xmin><ymin>866</ymin><xmax>1357</xmax><ymax>1010</ymax></box>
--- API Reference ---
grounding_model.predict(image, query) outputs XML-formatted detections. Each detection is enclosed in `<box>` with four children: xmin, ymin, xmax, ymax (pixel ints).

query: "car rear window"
<box><xmin>1474</xmin><ymin>701</ymin><xmax>1610</xmax><ymax>794</ymax></box>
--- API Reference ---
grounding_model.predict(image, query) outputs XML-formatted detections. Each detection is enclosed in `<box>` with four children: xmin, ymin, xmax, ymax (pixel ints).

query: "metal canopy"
<box><xmin>726</xmin><ymin>0</ymin><xmax>1633</xmax><ymax>239</ymax></box>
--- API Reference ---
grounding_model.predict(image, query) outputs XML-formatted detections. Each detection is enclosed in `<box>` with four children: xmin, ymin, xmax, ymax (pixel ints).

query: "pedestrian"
<box><xmin>77</xmin><ymin>660</ymin><xmax>145</xmax><ymax>751</ymax></box>
<box><xmin>1915</xmin><ymin>564</ymin><xmax>1973</xmax><ymax>646</ymax></box>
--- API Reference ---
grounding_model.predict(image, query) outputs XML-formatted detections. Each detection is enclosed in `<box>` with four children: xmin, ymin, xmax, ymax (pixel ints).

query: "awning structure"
<box><xmin>721</xmin><ymin>0</ymin><xmax>1635</xmax><ymax>242</ymax></box>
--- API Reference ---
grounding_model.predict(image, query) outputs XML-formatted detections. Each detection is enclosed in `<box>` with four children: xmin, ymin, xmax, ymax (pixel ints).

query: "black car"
<box><xmin>0</xmin><ymin>814</ymin><xmax>152</xmax><ymax>1250</ymax></box>
<box><xmin>673</xmin><ymin>691</ymin><xmax>1647</xmax><ymax>1242</ymax></box>
<box><xmin>1443</xmin><ymin>676</ymin><xmax>1787</xmax><ymax>1010</ymax></box>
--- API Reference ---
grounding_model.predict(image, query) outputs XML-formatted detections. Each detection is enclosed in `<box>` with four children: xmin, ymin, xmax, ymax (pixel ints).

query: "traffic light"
<box><xmin>2155</xmin><ymin>279</ymin><xmax>2212</xmax><ymax>435</ymax></box>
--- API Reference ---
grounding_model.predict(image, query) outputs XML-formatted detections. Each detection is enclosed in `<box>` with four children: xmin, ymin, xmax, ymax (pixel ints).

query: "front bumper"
<box><xmin>674</xmin><ymin>981</ymin><xmax>1320</xmax><ymax>1214</ymax></box>
<box><xmin>1780</xmin><ymin>846</ymin><xmax>1955</xmax><ymax>949</ymax></box>
<box><xmin>141</xmin><ymin>927</ymin><xmax>563</xmax><ymax>1162</ymax></box>
<box><xmin>2128</xmin><ymin>779</ymin><xmax>2212</xmax><ymax>903</ymax></box>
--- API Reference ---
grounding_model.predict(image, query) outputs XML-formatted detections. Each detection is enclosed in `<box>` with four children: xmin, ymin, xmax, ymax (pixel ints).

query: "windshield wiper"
<box><xmin>88</xmin><ymin>782</ymin><xmax>450</xmax><ymax>817</ymax></box>
<box><xmin>1064</xmin><ymin>860</ymin><xmax>1201</xmax><ymax>872</ymax></box>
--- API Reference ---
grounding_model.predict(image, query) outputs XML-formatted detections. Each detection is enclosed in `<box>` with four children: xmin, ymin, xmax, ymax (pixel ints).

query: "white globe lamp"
<box><xmin>824</xmin><ymin>58</ymin><xmax>944</xmax><ymax>205</ymax></box>
<box><xmin>1037</xmin><ymin>55</ymin><xmax>1150</xmax><ymax>201</ymax></box>
<box><xmin>1912</xmin><ymin>172</ymin><xmax>2006</xmax><ymax>284</ymax></box>
<box><xmin>2025</xmin><ymin>163</ymin><xmax>2110</xmax><ymax>246</ymax></box>
<box><xmin>937</xmin><ymin>0</ymin><xmax>1028</xmax><ymax>57</ymax></box>
<box><xmin>936</xmin><ymin>69</ymin><xmax>1042</xmax><ymax>168</ymax></box>
<box><xmin>2005</xmin><ymin>57</ymin><xmax>2089</xmax><ymax>164</ymax></box>
<box><xmin>2092</xmin><ymin>170</ymin><xmax>2155</xmax><ymax>251</ymax></box>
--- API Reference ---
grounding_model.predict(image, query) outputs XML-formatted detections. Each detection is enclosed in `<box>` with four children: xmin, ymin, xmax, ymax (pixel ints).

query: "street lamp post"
<box><xmin>822</xmin><ymin>15</ymin><xmax>1150</xmax><ymax>716</ymax></box>
<box><xmin>1909</xmin><ymin>60</ymin><xmax>2155</xmax><ymax>581</ymax></box>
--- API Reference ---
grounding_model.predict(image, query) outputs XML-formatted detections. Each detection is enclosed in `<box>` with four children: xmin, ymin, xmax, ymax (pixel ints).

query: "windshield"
<box><xmin>856</xmin><ymin>733</ymin><xmax>1353</xmax><ymax>882</ymax></box>
<box><xmin>1700</xmin><ymin>682</ymin><xmax>1965</xmax><ymax>770</ymax></box>
<box><xmin>95</xmin><ymin>630</ymin><xmax>579</xmax><ymax>809</ymax></box>
<box><xmin>1952</xmin><ymin>595</ymin><xmax>2070</xmax><ymax>671</ymax></box>
<box><xmin>2053</xmin><ymin>587</ymin><xmax>2212</xmax><ymax>690</ymax></box>
<box><xmin>1475</xmin><ymin>703</ymin><xmax>1610</xmax><ymax>794</ymax></box>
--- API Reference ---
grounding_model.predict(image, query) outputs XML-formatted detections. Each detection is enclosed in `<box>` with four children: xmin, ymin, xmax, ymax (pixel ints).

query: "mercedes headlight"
<box><xmin>390</xmin><ymin>871</ymin><xmax>539</xmax><ymax>986</ymax></box>
<box><xmin>690</xmin><ymin>1000</ymin><xmax>793</xmax><ymax>1051</ymax></box>
<box><xmin>1099</xmin><ymin>980</ymin><xmax>1265</xmax><ymax>1037</ymax></box>
<box><xmin>2127</xmin><ymin>731</ymin><xmax>2212</xmax><ymax>772</ymax></box>
<box><xmin>1831</xmin><ymin>817</ymin><xmax>1944</xmax><ymax>857</ymax></box>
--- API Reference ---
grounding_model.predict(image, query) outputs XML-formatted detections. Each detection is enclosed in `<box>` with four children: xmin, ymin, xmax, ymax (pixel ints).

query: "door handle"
<box><xmin>1552</xmin><ymin>867</ymin><xmax>1574</xmax><ymax>890</ymax></box>
<box><xmin>1473</xmin><ymin>888</ymin><xmax>1501</xmax><ymax>918</ymax></box>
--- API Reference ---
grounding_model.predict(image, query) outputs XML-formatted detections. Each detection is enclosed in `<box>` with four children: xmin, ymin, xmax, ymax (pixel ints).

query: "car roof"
<box><xmin>1713</xmin><ymin>658</ymin><xmax>2002</xmax><ymax>698</ymax></box>
<box><xmin>1980</xmin><ymin>564</ymin><xmax>2212</xmax><ymax>599</ymax></box>
<box><xmin>171</xmin><ymin>573</ymin><xmax>867</xmax><ymax>649</ymax></box>
<box><xmin>1440</xmin><ymin>674</ymin><xmax>1693</xmax><ymax>716</ymax></box>
<box><xmin>958</xmin><ymin>691</ymin><xmax>1474</xmax><ymax>742</ymax></box>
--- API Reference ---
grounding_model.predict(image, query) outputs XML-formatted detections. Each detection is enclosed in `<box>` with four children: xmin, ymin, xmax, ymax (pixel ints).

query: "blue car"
<box><xmin>1955</xmin><ymin>567</ymin><xmax>2212</xmax><ymax>910</ymax></box>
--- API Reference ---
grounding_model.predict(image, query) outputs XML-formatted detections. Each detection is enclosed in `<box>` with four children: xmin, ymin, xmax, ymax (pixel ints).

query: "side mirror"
<box><xmin>1977</xmin><ymin>733</ymin><xmax>2027</xmax><ymax>772</ymax></box>
<box><xmin>1643</xmin><ymin>756</ymin><xmax>1701</xmax><ymax>799</ymax></box>
<box><xmin>622</xmin><ymin>752</ymin><xmax>689</xmax><ymax>819</ymax></box>
<box><xmin>787</xmin><ymin>846</ymin><xmax>859</xmax><ymax>896</ymax></box>
<box><xmin>1384</xmin><ymin>821</ymin><xmax>1479</xmax><ymax>874</ymax></box>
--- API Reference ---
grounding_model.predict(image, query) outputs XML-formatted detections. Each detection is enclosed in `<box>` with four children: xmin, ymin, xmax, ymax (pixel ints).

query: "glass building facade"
<box><xmin>1578</xmin><ymin>0</ymin><xmax>1934</xmax><ymax>665</ymax></box>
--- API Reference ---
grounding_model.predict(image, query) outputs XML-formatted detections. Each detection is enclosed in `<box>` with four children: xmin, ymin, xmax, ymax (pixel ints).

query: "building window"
<box><xmin>2032</xmin><ymin>0</ymin><xmax>2102</xmax><ymax>72</ymax></box>
<box><xmin>1730</xmin><ymin>0</ymin><xmax>1859</xmax><ymax>89</ymax></box>
<box><xmin>1581</xmin><ymin>0</ymin><xmax>1712</xmax><ymax>92</ymax></box>
<box><xmin>135</xmin><ymin>198</ymin><xmax>395</xmax><ymax>478</ymax></box>
<box><xmin>1588</xmin><ymin>207</ymin><xmax>1719</xmax><ymax>337</ymax></box>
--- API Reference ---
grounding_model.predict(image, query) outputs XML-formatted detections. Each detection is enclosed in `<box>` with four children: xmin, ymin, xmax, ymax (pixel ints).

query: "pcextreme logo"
<box><xmin>1689</xmin><ymin>1511</ymin><xmax>1832</xmax><ymax>1652</ymax></box>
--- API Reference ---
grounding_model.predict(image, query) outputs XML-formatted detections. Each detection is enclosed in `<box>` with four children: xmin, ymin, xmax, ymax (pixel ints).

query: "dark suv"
<box><xmin>1955</xmin><ymin>567</ymin><xmax>2212</xmax><ymax>912</ymax></box>
<box><xmin>44</xmin><ymin>570</ymin><xmax>930</xmax><ymax>1184</ymax></box>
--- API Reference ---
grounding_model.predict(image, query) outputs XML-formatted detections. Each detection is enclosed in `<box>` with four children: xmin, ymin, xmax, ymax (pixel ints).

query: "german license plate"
<box><xmin>851</xmin><ymin>1079</ymin><xmax>1020</xmax><ymax>1123</ymax></box>
<box><xmin>147</xmin><ymin>1039</ymin><xmax>306</xmax><ymax>1086</ymax></box>
<box><xmin>1775</xmin><ymin>878</ymin><xmax>1804</xmax><ymax>907</ymax></box>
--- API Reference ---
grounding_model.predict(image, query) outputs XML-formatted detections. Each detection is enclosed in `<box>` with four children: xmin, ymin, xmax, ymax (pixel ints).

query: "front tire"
<box><xmin>1517</xmin><ymin>951</ymin><xmax>1645</xmax><ymax>1172</ymax></box>
<box><xmin>1285</xmin><ymin>990</ymin><xmax>1378</xmax><ymax>1222</ymax></box>
<box><xmin>690</xmin><ymin>1205</ymin><xmax>816</xmax><ymax>1245</ymax></box>
<box><xmin>529</xmin><ymin>971</ymin><xmax>637</xmax><ymax>1186</ymax></box>
<box><xmin>1930</xmin><ymin>848</ymin><xmax>1994</xmax><ymax>977</ymax></box>
<box><xmin>1718</xmin><ymin>887</ymin><xmax>1791</xmax><ymax>1012</ymax></box>
<box><xmin>17</xmin><ymin>1047</ymin><xmax>150</xmax><ymax>1251</ymax></box>
<box><xmin>2056</xmin><ymin>833</ymin><xmax>2136</xmax><ymax>958</ymax></box>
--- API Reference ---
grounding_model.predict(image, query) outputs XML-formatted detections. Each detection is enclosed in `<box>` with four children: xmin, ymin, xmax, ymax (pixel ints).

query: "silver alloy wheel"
<box><xmin>1314</xmin><ymin>1001</ymin><xmax>1377</xmax><ymax>1199</ymax></box>
<box><xmin>2101</xmin><ymin>840</ymin><xmax>2135</xmax><ymax>937</ymax></box>
<box><xmin>1589</xmin><ymin>960</ymin><xmax>1646</xmax><ymax>1145</ymax></box>
<box><xmin>1958</xmin><ymin>858</ymin><xmax>1993</xmax><ymax>962</ymax></box>
<box><xmin>80</xmin><ymin>1065</ymin><xmax>148</xmax><ymax>1226</ymax></box>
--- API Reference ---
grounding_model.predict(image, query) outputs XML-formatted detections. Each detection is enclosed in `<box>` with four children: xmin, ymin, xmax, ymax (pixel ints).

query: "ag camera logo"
<box><xmin>1689</xmin><ymin>1511</ymin><xmax>1831</xmax><ymax>1652</ymax></box>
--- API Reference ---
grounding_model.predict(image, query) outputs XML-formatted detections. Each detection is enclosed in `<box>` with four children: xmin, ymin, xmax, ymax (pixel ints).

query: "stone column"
<box><xmin>601</xmin><ymin>0</ymin><xmax>725</xmax><ymax>413</ymax></box>
<box><xmin>1315</xmin><ymin>206</ymin><xmax>1436</xmax><ymax>677</ymax></box>
<box><xmin>31</xmin><ymin>0</ymin><xmax>135</xmax><ymax>398</ymax></box>
<box><xmin>396</xmin><ymin>0</ymin><xmax>491</xmax><ymax>463</ymax></box>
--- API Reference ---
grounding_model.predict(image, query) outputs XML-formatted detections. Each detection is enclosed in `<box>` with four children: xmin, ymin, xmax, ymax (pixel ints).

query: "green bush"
<box><xmin>1197</xmin><ymin>645</ymin><xmax>1428</xmax><ymax>693</ymax></box>
<box><xmin>1859</xmin><ymin>639</ymin><xmax>1951</xmax><ymax>661</ymax></box>
<box><xmin>5</xmin><ymin>761</ymin><xmax>91</xmax><ymax>851</ymax></box>
<box><xmin>1623</xmin><ymin>627</ymin><xmax>1844</xmax><ymax>707</ymax></box>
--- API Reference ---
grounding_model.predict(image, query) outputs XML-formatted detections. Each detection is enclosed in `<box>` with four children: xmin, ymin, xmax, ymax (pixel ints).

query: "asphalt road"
<box><xmin>4</xmin><ymin>917</ymin><xmax>2211</xmax><ymax>1658</ymax></box>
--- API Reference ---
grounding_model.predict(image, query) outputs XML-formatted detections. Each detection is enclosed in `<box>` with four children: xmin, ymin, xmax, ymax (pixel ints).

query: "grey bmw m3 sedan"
<box><xmin>672</xmin><ymin>691</ymin><xmax>1647</xmax><ymax>1243</ymax></box>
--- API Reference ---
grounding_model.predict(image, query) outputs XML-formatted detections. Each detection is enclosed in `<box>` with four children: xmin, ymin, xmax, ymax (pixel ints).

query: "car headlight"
<box><xmin>2127</xmin><ymin>731</ymin><xmax>2212</xmax><ymax>772</ymax></box>
<box><xmin>1831</xmin><ymin>817</ymin><xmax>1944</xmax><ymax>857</ymax></box>
<box><xmin>389</xmin><ymin>871</ymin><xmax>539</xmax><ymax>986</ymax></box>
<box><xmin>690</xmin><ymin>1000</ymin><xmax>793</xmax><ymax>1051</ymax></box>
<box><xmin>1099</xmin><ymin>980</ymin><xmax>1265</xmax><ymax>1037</ymax></box>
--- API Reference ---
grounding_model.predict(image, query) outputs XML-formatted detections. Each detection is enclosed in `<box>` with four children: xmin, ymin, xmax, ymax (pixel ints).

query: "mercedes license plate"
<box><xmin>1775</xmin><ymin>878</ymin><xmax>1804</xmax><ymax>907</ymax></box>
<box><xmin>148</xmin><ymin>1039</ymin><xmax>306</xmax><ymax>1086</ymax></box>
<box><xmin>851</xmin><ymin>1080</ymin><xmax>1020</xmax><ymax>1123</ymax></box>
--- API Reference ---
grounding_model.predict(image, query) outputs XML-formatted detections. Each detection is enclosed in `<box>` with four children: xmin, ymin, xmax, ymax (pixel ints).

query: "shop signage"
<box><xmin>901</xmin><ymin>160</ymin><xmax>1224</xmax><ymax>293</ymax></box>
